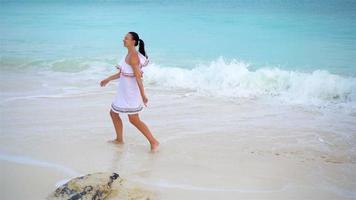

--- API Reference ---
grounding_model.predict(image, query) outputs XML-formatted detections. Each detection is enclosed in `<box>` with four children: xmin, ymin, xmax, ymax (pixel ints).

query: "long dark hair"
<box><xmin>128</xmin><ymin>31</ymin><xmax>148</xmax><ymax>59</ymax></box>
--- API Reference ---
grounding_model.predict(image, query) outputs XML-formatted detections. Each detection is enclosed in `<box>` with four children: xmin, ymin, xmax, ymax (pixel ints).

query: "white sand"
<box><xmin>1</xmin><ymin>86</ymin><xmax>356</xmax><ymax>200</ymax></box>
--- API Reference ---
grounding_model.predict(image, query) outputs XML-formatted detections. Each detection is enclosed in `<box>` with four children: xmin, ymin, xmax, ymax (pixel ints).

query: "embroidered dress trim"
<box><xmin>115</xmin><ymin>65</ymin><xmax>143</xmax><ymax>77</ymax></box>
<box><xmin>120</xmin><ymin>72</ymin><xmax>135</xmax><ymax>77</ymax></box>
<box><xmin>111</xmin><ymin>103</ymin><xmax>143</xmax><ymax>113</ymax></box>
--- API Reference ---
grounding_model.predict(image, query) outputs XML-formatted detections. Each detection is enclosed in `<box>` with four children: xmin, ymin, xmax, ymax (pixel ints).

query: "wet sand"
<box><xmin>1</xmin><ymin>87</ymin><xmax>355</xmax><ymax>200</ymax></box>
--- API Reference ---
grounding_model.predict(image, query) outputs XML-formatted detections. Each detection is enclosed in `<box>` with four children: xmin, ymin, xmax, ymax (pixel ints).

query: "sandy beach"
<box><xmin>1</xmin><ymin>79</ymin><xmax>355</xmax><ymax>199</ymax></box>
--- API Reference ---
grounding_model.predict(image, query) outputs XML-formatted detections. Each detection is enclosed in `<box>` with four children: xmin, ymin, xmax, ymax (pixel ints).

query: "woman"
<box><xmin>100</xmin><ymin>32</ymin><xmax>159</xmax><ymax>152</ymax></box>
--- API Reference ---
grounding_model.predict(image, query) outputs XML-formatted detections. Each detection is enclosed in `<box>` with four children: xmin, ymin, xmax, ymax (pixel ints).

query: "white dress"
<box><xmin>111</xmin><ymin>52</ymin><xmax>149</xmax><ymax>114</ymax></box>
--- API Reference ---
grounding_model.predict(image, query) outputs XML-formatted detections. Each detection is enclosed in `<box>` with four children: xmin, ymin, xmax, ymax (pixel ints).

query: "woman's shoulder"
<box><xmin>118</xmin><ymin>52</ymin><xmax>149</xmax><ymax>68</ymax></box>
<box><xmin>128</xmin><ymin>52</ymin><xmax>149</xmax><ymax>67</ymax></box>
<box><xmin>126</xmin><ymin>53</ymin><xmax>140</xmax><ymax>68</ymax></box>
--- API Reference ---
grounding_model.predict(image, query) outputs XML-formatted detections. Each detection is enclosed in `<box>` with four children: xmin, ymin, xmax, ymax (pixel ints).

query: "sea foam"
<box><xmin>143</xmin><ymin>56</ymin><xmax>356</xmax><ymax>107</ymax></box>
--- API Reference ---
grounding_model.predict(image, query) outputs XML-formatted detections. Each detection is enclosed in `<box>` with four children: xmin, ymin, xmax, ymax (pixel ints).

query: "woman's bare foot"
<box><xmin>150</xmin><ymin>141</ymin><xmax>160</xmax><ymax>153</ymax></box>
<box><xmin>107</xmin><ymin>139</ymin><xmax>124</xmax><ymax>144</ymax></box>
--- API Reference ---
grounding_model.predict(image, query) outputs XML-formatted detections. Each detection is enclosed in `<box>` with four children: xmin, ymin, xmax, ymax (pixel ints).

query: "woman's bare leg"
<box><xmin>128</xmin><ymin>113</ymin><xmax>159</xmax><ymax>152</ymax></box>
<box><xmin>109</xmin><ymin>109</ymin><xmax>124</xmax><ymax>144</ymax></box>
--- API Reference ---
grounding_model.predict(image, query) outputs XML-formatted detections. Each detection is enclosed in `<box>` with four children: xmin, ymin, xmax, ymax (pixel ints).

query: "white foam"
<box><xmin>131</xmin><ymin>177</ymin><xmax>289</xmax><ymax>193</ymax></box>
<box><xmin>4</xmin><ymin>56</ymin><xmax>355</xmax><ymax>109</ymax></box>
<box><xmin>0</xmin><ymin>153</ymin><xmax>81</xmax><ymax>177</ymax></box>
<box><xmin>0</xmin><ymin>90</ymin><xmax>114</xmax><ymax>103</ymax></box>
<box><xmin>143</xmin><ymin>56</ymin><xmax>356</xmax><ymax>108</ymax></box>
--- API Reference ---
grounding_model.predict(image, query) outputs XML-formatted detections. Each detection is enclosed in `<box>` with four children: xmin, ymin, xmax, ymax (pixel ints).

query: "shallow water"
<box><xmin>1</xmin><ymin>87</ymin><xmax>355</xmax><ymax>199</ymax></box>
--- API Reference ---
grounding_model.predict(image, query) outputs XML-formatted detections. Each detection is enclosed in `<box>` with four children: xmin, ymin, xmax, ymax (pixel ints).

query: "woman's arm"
<box><xmin>130</xmin><ymin>57</ymin><xmax>148</xmax><ymax>106</ymax></box>
<box><xmin>100</xmin><ymin>72</ymin><xmax>120</xmax><ymax>87</ymax></box>
<box><xmin>107</xmin><ymin>72</ymin><xmax>121</xmax><ymax>81</ymax></box>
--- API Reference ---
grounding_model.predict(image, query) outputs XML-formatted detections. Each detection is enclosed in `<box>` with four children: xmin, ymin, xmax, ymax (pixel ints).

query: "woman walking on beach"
<box><xmin>100</xmin><ymin>32</ymin><xmax>159</xmax><ymax>152</ymax></box>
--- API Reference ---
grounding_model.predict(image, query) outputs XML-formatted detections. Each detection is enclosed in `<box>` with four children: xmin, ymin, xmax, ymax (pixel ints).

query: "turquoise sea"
<box><xmin>1</xmin><ymin>0</ymin><xmax>356</xmax><ymax>107</ymax></box>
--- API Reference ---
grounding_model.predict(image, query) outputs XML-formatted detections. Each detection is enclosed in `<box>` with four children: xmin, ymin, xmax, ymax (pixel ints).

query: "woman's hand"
<box><xmin>142</xmin><ymin>95</ymin><xmax>148</xmax><ymax>107</ymax></box>
<box><xmin>100</xmin><ymin>78</ymin><xmax>110</xmax><ymax>87</ymax></box>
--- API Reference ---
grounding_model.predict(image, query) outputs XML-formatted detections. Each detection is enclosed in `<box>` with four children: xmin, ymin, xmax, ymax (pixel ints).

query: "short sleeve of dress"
<box><xmin>138</xmin><ymin>53</ymin><xmax>149</xmax><ymax>67</ymax></box>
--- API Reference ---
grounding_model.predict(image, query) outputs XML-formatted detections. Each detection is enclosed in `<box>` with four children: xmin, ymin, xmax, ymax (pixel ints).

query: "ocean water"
<box><xmin>1</xmin><ymin>0</ymin><xmax>356</xmax><ymax>109</ymax></box>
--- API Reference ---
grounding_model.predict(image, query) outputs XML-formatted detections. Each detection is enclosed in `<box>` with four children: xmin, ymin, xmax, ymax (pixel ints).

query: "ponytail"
<box><xmin>138</xmin><ymin>39</ymin><xmax>148</xmax><ymax>59</ymax></box>
<box><xmin>129</xmin><ymin>31</ymin><xmax>148</xmax><ymax>59</ymax></box>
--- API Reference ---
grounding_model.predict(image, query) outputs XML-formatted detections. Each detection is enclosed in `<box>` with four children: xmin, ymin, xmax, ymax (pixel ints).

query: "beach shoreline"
<box><xmin>1</xmin><ymin>88</ymin><xmax>355</xmax><ymax>199</ymax></box>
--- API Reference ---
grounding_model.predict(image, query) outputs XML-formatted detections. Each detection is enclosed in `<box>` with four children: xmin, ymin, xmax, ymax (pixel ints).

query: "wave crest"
<box><xmin>144</xmin><ymin>56</ymin><xmax>356</xmax><ymax>106</ymax></box>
